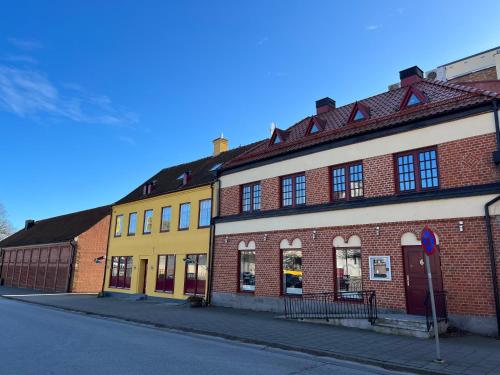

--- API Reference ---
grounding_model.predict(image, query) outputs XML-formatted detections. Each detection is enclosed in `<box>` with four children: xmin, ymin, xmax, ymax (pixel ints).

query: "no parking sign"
<box><xmin>421</xmin><ymin>226</ymin><xmax>437</xmax><ymax>256</ymax></box>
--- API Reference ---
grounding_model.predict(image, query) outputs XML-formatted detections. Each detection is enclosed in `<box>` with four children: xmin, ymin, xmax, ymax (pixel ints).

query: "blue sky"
<box><xmin>1</xmin><ymin>0</ymin><xmax>499</xmax><ymax>229</ymax></box>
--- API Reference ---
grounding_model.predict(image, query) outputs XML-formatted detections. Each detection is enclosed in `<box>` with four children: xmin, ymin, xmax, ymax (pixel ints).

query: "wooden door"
<box><xmin>403</xmin><ymin>246</ymin><xmax>443</xmax><ymax>315</ymax></box>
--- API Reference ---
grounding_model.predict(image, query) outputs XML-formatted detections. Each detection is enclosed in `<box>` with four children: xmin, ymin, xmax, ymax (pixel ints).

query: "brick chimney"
<box><xmin>315</xmin><ymin>97</ymin><xmax>336</xmax><ymax>114</ymax></box>
<box><xmin>400</xmin><ymin>66</ymin><xmax>423</xmax><ymax>87</ymax></box>
<box><xmin>213</xmin><ymin>134</ymin><xmax>228</xmax><ymax>156</ymax></box>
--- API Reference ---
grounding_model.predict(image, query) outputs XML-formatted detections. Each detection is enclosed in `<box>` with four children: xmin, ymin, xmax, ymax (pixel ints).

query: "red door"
<box><xmin>403</xmin><ymin>246</ymin><xmax>443</xmax><ymax>315</ymax></box>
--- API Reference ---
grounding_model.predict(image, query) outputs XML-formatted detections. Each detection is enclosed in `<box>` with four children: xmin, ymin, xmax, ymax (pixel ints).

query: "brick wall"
<box><xmin>449</xmin><ymin>67</ymin><xmax>498</xmax><ymax>83</ymax></box>
<box><xmin>71</xmin><ymin>215</ymin><xmax>110</xmax><ymax>293</ymax></box>
<box><xmin>219</xmin><ymin>134</ymin><xmax>498</xmax><ymax>217</ymax></box>
<box><xmin>439</xmin><ymin>133</ymin><xmax>500</xmax><ymax>188</ymax></box>
<box><xmin>214</xmin><ymin>216</ymin><xmax>500</xmax><ymax>316</ymax></box>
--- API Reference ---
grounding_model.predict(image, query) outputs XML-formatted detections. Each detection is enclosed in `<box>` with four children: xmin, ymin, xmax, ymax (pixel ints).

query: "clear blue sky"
<box><xmin>1</xmin><ymin>0</ymin><xmax>499</xmax><ymax>229</ymax></box>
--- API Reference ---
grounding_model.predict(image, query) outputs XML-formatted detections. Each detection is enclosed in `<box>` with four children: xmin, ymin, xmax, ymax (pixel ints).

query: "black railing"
<box><xmin>424</xmin><ymin>290</ymin><xmax>448</xmax><ymax>331</ymax></box>
<box><xmin>284</xmin><ymin>290</ymin><xmax>377</xmax><ymax>324</ymax></box>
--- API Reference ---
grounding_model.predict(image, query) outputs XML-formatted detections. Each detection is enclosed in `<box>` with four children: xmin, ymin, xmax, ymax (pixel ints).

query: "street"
<box><xmin>0</xmin><ymin>299</ymin><xmax>410</xmax><ymax>375</ymax></box>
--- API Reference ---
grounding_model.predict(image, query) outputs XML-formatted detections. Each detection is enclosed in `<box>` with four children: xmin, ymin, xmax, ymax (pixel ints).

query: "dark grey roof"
<box><xmin>0</xmin><ymin>206</ymin><xmax>111</xmax><ymax>248</ymax></box>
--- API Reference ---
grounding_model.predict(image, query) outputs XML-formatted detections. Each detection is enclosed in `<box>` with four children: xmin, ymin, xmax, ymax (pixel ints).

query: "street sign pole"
<box><xmin>425</xmin><ymin>253</ymin><xmax>443</xmax><ymax>363</ymax></box>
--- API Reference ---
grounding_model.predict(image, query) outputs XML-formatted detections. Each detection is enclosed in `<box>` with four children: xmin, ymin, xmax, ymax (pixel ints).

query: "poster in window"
<box><xmin>369</xmin><ymin>256</ymin><xmax>392</xmax><ymax>281</ymax></box>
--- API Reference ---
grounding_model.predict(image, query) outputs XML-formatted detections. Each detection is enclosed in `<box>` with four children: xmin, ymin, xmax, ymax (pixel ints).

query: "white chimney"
<box><xmin>270</xmin><ymin>122</ymin><xmax>277</xmax><ymax>137</ymax></box>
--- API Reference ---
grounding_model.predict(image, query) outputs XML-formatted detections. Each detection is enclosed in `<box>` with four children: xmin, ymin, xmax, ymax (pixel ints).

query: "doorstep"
<box><xmin>280</xmin><ymin>313</ymin><xmax>448</xmax><ymax>339</ymax></box>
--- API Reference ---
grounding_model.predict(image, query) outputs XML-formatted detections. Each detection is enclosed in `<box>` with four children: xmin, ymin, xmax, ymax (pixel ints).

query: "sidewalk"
<box><xmin>1</xmin><ymin>287</ymin><xmax>499</xmax><ymax>375</ymax></box>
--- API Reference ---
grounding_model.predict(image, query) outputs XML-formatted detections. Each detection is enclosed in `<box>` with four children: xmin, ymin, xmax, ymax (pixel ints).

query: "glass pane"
<box><xmin>198</xmin><ymin>199</ymin><xmax>212</xmax><ymax>227</ymax></box>
<box><xmin>397</xmin><ymin>154</ymin><xmax>416</xmax><ymax>191</ymax></box>
<box><xmin>196</xmin><ymin>255</ymin><xmax>207</xmax><ymax>295</ymax></box>
<box><xmin>310</xmin><ymin>123</ymin><xmax>319</xmax><ymax>133</ymax></box>
<box><xmin>282</xmin><ymin>177</ymin><xmax>293</xmax><ymax>206</ymax></box>
<box><xmin>242</xmin><ymin>185</ymin><xmax>251</xmax><ymax>212</ymax></box>
<box><xmin>283</xmin><ymin>250</ymin><xmax>302</xmax><ymax>295</ymax></box>
<box><xmin>332</xmin><ymin>167</ymin><xmax>346</xmax><ymax>199</ymax></box>
<box><xmin>125</xmin><ymin>257</ymin><xmax>133</xmax><ymax>288</ymax></box>
<box><xmin>179</xmin><ymin>203</ymin><xmax>191</xmax><ymax>229</ymax></box>
<box><xmin>156</xmin><ymin>255</ymin><xmax>166</xmax><ymax>291</ymax></box>
<box><xmin>418</xmin><ymin>149</ymin><xmax>438</xmax><ymax>189</ymax></box>
<box><xmin>185</xmin><ymin>255</ymin><xmax>197</xmax><ymax>294</ymax></box>
<box><xmin>407</xmin><ymin>93</ymin><xmax>421</xmax><ymax>106</ymax></box>
<box><xmin>240</xmin><ymin>250</ymin><xmax>256</xmax><ymax>291</ymax></box>
<box><xmin>295</xmin><ymin>175</ymin><xmax>306</xmax><ymax>205</ymax></box>
<box><xmin>161</xmin><ymin>207</ymin><xmax>171</xmax><ymax>231</ymax></box>
<box><xmin>115</xmin><ymin>215</ymin><xmax>123</xmax><ymax>236</ymax></box>
<box><xmin>349</xmin><ymin>164</ymin><xmax>363</xmax><ymax>198</ymax></box>
<box><xmin>353</xmin><ymin>109</ymin><xmax>364</xmax><ymax>121</ymax></box>
<box><xmin>128</xmin><ymin>213</ymin><xmax>137</xmax><ymax>235</ymax></box>
<box><xmin>252</xmin><ymin>184</ymin><xmax>261</xmax><ymax>211</ymax></box>
<box><xmin>143</xmin><ymin>210</ymin><xmax>153</xmax><ymax>233</ymax></box>
<box><xmin>336</xmin><ymin>248</ymin><xmax>362</xmax><ymax>298</ymax></box>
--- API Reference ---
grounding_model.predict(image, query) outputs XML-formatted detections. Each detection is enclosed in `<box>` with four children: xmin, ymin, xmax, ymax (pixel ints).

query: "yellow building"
<box><xmin>103</xmin><ymin>137</ymin><xmax>251</xmax><ymax>301</ymax></box>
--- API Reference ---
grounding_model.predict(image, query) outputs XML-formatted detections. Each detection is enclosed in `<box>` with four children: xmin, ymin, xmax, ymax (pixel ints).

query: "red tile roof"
<box><xmin>225</xmin><ymin>79</ymin><xmax>500</xmax><ymax>170</ymax></box>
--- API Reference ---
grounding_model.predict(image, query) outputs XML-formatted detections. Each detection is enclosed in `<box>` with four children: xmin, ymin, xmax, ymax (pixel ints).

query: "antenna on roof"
<box><xmin>270</xmin><ymin>122</ymin><xmax>276</xmax><ymax>137</ymax></box>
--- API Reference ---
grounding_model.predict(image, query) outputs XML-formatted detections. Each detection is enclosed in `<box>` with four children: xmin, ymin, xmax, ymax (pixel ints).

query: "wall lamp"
<box><xmin>263</xmin><ymin>234</ymin><xmax>268</xmax><ymax>241</ymax></box>
<box><xmin>224</xmin><ymin>236</ymin><xmax>229</xmax><ymax>244</ymax></box>
<box><xmin>458</xmin><ymin>221</ymin><xmax>464</xmax><ymax>232</ymax></box>
<box><xmin>375</xmin><ymin>226</ymin><xmax>380</xmax><ymax>236</ymax></box>
<box><xmin>312</xmin><ymin>230</ymin><xmax>317</xmax><ymax>239</ymax></box>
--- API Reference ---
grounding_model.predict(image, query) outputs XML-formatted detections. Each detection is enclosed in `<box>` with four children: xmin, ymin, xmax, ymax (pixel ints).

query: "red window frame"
<box><xmin>394</xmin><ymin>147</ymin><xmax>439</xmax><ymax>193</ymax></box>
<box><xmin>240</xmin><ymin>182</ymin><xmax>261</xmax><ymax>213</ymax></box>
<box><xmin>330</xmin><ymin>161</ymin><xmax>364</xmax><ymax>201</ymax></box>
<box><xmin>109</xmin><ymin>256</ymin><xmax>132</xmax><ymax>289</ymax></box>
<box><xmin>184</xmin><ymin>254</ymin><xmax>207</xmax><ymax>296</ymax></box>
<box><xmin>280</xmin><ymin>173</ymin><xmax>306</xmax><ymax>208</ymax></box>
<box><xmin>155</xmin><ymin>254</ymin><xmax>175</xmax><ymax>293</ymax></box>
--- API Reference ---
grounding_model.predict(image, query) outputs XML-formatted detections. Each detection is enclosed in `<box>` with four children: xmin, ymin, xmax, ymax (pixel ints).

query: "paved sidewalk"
<box><xmin>1</xmin><ymin>287</ymin><xmax>499</xmax><ymax>375</ymax></box>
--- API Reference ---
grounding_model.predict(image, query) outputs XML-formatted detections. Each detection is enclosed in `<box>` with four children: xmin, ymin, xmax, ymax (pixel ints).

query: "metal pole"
<box><xmin>425</xmin><ymin>253</ymin><xmax>443</xmax><ymax>363</ymax></box>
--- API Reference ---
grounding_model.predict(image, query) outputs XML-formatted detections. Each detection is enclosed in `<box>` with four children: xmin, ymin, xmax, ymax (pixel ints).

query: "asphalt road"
<box><xmin>0</xmin><ymin>299</ymin><xmax>411</xmax><ymax>375</ymax></box>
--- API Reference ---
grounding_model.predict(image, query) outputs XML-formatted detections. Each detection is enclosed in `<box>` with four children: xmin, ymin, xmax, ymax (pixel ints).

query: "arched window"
<box><xmin>280</xmin><ymin>238</ymin><xmax>302</xmax><ymax>295</ymax></box>
<box><xmin>238</xmin><ymin>241</ymin><xmax>256</xmax><ymax>292</ymax></box>
<box><xmin>333</xmin><ymin>235</ymin><xmax>362</xmax><ymax>298</ymax></box>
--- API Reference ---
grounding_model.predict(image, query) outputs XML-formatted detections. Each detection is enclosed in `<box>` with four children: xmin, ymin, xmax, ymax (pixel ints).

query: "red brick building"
<box><xmin>0</xmin><ymin>206</ymin><xmax>110</xmax><ymax>293</ymax></box>
<box><xmin>212</xmin><ymin>67</ymin><xmax>500</xmax><ymax>336</ymax></box>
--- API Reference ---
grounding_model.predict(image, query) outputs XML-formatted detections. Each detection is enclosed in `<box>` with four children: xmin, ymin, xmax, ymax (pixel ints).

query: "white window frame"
<box><xmin>369</xmin><ymin>256</ymin><xmax>392</xmax><ymax>281</ymax></box>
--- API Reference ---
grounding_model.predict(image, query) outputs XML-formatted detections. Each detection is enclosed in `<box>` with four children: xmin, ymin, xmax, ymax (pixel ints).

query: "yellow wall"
<box><xmin>104</xmin><ymin>185</ymin><xmax>213</xmax><ymax>300</ymax></box>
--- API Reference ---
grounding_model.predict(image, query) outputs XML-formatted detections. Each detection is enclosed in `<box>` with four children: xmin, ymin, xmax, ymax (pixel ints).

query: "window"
<box><xmin>241</xmin><ymin>182</ymin><xmax>261</xmax><ymax>213</ymax></box>
<box><xmin>272</xmin><ymin>135</ymin><xmax>282</xmax><ymax>145</ymax></box>
<box><xmin>309</xmin><ymin>123</ymin><xmax>320</xmax><ymax>133</ymax></box>
<box><xmin>282</xmin><ymin>250</ymin><xmax>302</xmax><ymax>295</ymax></box>
<box><xmin>348</xmin><ymin>102</ymin><xmax>370</xmax><ymax>123</ymax></box>
<box><xmin>353</xmin><ymin>109</ymin><xmax>365</xmax><ymax>121</ymax></box>
<box><xmin>143</xmin><ymin>209</ymin><xmax>153</xmax><ymax>234</ymax></box>
<box><xmin>114</xmin><ymin>215</ymin><xmax>123</xmax><ymax>237</ymax></box>
<box><xmin>239</xmin><ymin>250</ymin><xmax>256</xmax><ymax>292</ymax></box>
<box><xmin>396</xmin><ymin>148</ymin><xmax>439</xmax><ymax>192</ymax></box>
<box><xmin>156</xmin><ymin>255</ymin><xmax>175</xmax><ymax>292</ymax></box>
<box><xmin>128</xmin><ymin>212</ymin><xmax>137</xmax><ymax>236</ymax></box>
<box><xmin>400</xmin><ymin>87</ymin><xmax>426</xmax><ymax>109</ymax></box>
<box><xmin>109</xmin><ymin>256</ymin><xmax>133</xmax><ymax>289</ymax></box>
<box><xmin>160</xmin><ymin>206</ymin><xmax>171</xmax><ymax>232</ymax></box>
<box><xmin>336</xmin><ymin>248</ymin><xmax>362</xmax><ymax>297</ymax></box>
<box><xmin>281</xmin><ymin>174</ymin><xmax>306</xmax><ymax>207</ymax></box>
<box><xmin>184</xmin><ymin>254</ymin><xmax>207</xmax><ymax>295</ymax></box>
<box><xmin>331</xmin><ymin>162</ymin><xmax>364</xmax><ymax>200</ymax></box>
<box><xmin>198</xmin><ymin>199</ymin><xmax>212</xmax><ymax>228</ymax></box>
<box><xmin>179</xmin><ymin>203</ymin><xmax>191</xmax><ymax>230</ymax></box>
<box><xmin>407</xmin><ymin>93</ymin><xmax>421</xmax><ymax>106</ymax></box>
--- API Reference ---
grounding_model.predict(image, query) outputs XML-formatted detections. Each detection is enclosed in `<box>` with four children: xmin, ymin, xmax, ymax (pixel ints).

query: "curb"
<box><xmin>1</xmin><ymin>295</ymin><xmax>451</xmax><ymax>375</ymax></box>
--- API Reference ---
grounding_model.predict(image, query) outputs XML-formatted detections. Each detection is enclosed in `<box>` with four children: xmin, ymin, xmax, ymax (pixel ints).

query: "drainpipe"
<box><xmin>485</xmin><ymin>195</ymin><xmax>500</xmax><ymax>337</ymax></box>
<box><xmin>100</xmin><ymin>212</ymin><xmax>113</xmax><ymax>297</ymax></box>
<box><xmin>65</xmin><ymin>240</ymin><xmax>77</xmax><ymax>293</ymax></box>
<box><xmin>493</xmin><ymin>100</ymin><xmax>500</xmax><ymax>164</ymax></box>
<box><xmin>206</xmin><ymin>181</ymin><xmax>217</xmax><ymax>305</ymax></box>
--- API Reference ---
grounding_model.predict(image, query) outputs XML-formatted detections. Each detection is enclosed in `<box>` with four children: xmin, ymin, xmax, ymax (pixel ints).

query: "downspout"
<box><xmin>100</xmin><ymin>212</ymin><xmax>113</xmax><ymax>297</ymax></box>
<box><xmin>66</xmin><ymin>240</ymin><xmax>77</xmax><ymax>293</ymax></box>
<box><xmin>206</xmin><ymin>181</ymin><xmax>217</xmax><ymax>305</ymax></box>
<box><xmin>486</xmin><ymin>99</ymin><xmax>500</xmax><ymax>337</ymax></box>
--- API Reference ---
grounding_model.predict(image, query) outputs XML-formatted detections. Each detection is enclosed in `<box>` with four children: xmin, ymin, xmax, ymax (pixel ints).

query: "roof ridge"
<box><xmin>424</xmin><ymin>78</ymin><xmax>500</xmax><ymax>98</ymax></box>
<box><xmin>34</xmin><ymin>205</ymin><xmax>110</xmax><ymax>224</ymax></box>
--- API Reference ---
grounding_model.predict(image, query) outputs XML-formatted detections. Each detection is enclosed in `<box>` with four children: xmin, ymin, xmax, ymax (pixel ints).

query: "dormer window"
<box><xmin>142</xmin><ymin>181</ymin><xmax>157</xmax><ymax>196</ymax></box>
<box><xmin>348</xmin><ymin>102</ymin><xmax>370</xmax><ymax>123</ymax></box>
<box><xmin>269</xmin><ymin>128</ymin><xmax>289</xmax><ymax>146</ymax></box>
<box><xmin>305</xmin><ymin>117</ymin><xmax>325</xmax><ymax>136</ymax></box>
<box><xmin>310</xmin><ymin>123</ymin><xmax>320</xmax><ymax>134</ymax></box>
<box><xmin>177</xmin><ymin>171</ymin><xmax>191</xmax><ymax>186</ymax></box>
<box><xmin>273</xmin><ymin>136</ymin><xmax>282</xmax><ymax>144</ymax></box>
<box><xmin>400</xmin><ymin>86</ymin><xmax>427</xmax><ymax>110</ymax></box>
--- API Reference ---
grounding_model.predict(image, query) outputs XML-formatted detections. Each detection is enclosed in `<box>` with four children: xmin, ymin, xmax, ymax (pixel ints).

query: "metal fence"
<box><xmin>425</xmin><ymin>290</ymin><xmax>448</xmax><ymax>331</ymax></box>
<box><xmin>284</xmin><ymin>291</ymin><xmax>377</xmax><ymax>324</ymax></box>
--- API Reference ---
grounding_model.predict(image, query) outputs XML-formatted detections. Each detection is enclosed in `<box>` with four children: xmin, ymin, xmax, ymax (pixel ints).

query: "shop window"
<box><xmin>109</xmin><ymin>256</ymin><xmax>133</xmax><ymax>289</ymax></box>
<box><xmin>335</xmin><ymin>248</ymin><xmax>362</xmax><ymax>298</ymax></box>
<box><xmin>156</xmin><ymin>255</ymin><xmax>175</xmax><ymax>292</ymax></box>
<box><xmin>239</xmin><ymin>250</ymin><xmax>256</xmax><ymax>292</ymax></box>
<box><xmin>282</xmin><ymin>250</ymin><xmax>302</xmax><ymax>295</ymax></box>
<box><xmin>184</xmin><ymin>254</ymin><xmax>207</xmax><ymax>295</ymax></box>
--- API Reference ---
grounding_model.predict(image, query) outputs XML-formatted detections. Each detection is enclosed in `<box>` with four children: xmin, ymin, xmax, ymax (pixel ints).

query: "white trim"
<box><xmin>401</xmin><ymin>231</ymin><xmax>441</xmax><ymax>245</ymax></box>
<box><xmin>369</xmin><ymin>256</ymin><xmax>392</xmax><ymax>281</ymax></box>
<box><xmin>280</xmin><ymin>238</ymin><xmax>302</xmax><ymax>249</ymax></box>
<box><xmin>220</xmin><ymin>113</ymin><xmax>495</xmax><ymax>188</ymax></box>
<box><xmin>333</xmin><ymin>235</ymin><xmax>361</xmax><ymax>248</ymax></box>
<box><xmin>215</xmin><ymin>195</ymin><xmax>497</xmax><ymax>235</ymax></box>
<box><xmin>238</xmin><ymin>240</ymin><xmax>256</xmax><ymax>251</ymax></box>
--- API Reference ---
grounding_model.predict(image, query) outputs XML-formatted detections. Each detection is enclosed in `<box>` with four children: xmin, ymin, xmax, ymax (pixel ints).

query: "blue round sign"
<box><xmin>421</xmin><ymin>226</ymin><xmax>437</xmax><ymax>256</ymax></box>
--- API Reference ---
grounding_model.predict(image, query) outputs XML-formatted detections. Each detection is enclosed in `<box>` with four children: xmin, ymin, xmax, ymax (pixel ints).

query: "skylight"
<box><xmin>209</xmin><ymin>163</ymin><xmax>223</xmax><ymax>172</ymax></box>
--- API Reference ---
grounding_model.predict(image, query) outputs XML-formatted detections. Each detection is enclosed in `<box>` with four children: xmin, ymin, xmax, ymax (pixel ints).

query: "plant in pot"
<box><xmin>187</xmin><ymin>295</ymin><xmax>205</xmax><ymax>308</ymax></box>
